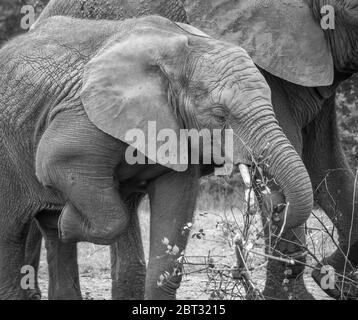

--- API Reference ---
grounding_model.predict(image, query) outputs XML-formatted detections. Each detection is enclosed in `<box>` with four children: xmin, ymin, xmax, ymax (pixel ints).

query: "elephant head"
<box><xmin>185</xmin><ymin>0</ymin><xmax>358</xmax><ymax>87</ymax></box>
<box><xmin>34</xmin><ymin>16</ymin><xmax>313</xmax><ymax>243</ymax></box>
<box><xmin>185</xmin><ymin>0</ymin><xmax>358</xmax><ymax>299</ymax></box>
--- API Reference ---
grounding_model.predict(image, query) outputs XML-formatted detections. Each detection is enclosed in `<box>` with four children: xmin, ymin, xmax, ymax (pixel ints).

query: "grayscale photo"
<box><xmin>0</xmin><ymin>0</ymin><xmax>357</xmax><ymax>307</ymax></box>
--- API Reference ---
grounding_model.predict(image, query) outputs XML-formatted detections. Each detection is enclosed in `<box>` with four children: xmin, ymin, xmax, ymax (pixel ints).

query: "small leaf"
<box><xmin>162</xmin><ymin>237</ymin><xmax>170</xmax><ymax>246</ymax></box>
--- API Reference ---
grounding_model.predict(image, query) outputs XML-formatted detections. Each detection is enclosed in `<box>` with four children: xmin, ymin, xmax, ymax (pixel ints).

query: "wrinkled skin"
<box><xmin>32</xmin><ymin>0</ymin><xmax>187</xmax><ymax>26</ymax></box>
<box><xmin>255</xmin><ymin>71</ymin><xmax>357</xmax><ymax>300</ymax></box>
<box><xmin>25</xmin><ymin>0</ymin><xmax>357</xmax><ymax>300</ymax></box>
<box><xmin>258</xmin><ymin>1</ymin><xmax>358</xmax><ymax>299</ymax></box>
<box><xmin>25</xmin><ymin>0</ymin><xmax>189</xmax><ymax>301</ymax></box>
<box><xmin>184</xmin><ymin>0</ymin><xmax>358</xmax><ymax>299</ymax></box>
<box><xmin>0</xmin><ymin>16</ymin><xmax>312</xmax><ymax>299</ymax></box>
<box><xmin>24</xmin><ymin>0</ymin><xmax>358</xmax><ymax>300</ymax></box>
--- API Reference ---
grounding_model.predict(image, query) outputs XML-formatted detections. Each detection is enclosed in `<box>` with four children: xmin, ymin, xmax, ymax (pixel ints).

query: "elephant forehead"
<box><xmin>185</xmin><ymin>0</ymin><xmax>334</xmax><ymax>87</ymax></box>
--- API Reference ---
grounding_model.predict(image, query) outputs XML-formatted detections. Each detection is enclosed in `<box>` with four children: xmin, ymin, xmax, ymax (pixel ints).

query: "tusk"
<box><xmin>239</xmin><ymin>164</ymin><xmax>256</xmax><ymax>214</ymax></box>
<box><xmin>239</xmin><ymin>164</ymin><xmax>251</xmax><ymax>188</ymax></box>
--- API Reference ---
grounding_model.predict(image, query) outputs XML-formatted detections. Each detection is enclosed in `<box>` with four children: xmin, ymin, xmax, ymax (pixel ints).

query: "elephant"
<box><xmin>20</xmin><ymin>0</ymin><xmax>190</xmax><ymax>301</ymax></box>
<box><xmin>0</xmin><ymin>15</ymin><xmax>313</xmax><ymax>300</ymax></box>
<box><xmin>20</xmin><ymin>0</ymin><xmax>358</xmax><ymax>298</ymax></box>
<box><xmin>18</xmin><ymin>0</ymin><xmax>358</xmax><ymax>300</ymax></box>
<box><xmin>24</xmin><ymin>0</ymin><xmax>301</xmax><ymax>301</ymax></box>
<box><xmin>184</xmin><ymin>0</ymin><xmax>358</xmax><ymax>299</ymax></box>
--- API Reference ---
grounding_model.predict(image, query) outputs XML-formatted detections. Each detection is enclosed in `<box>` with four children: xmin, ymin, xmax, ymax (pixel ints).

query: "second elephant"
<box><xmin>186</xmin><ymin>0</ymin><xmax>358</xmax><ymax>299</ymax></box>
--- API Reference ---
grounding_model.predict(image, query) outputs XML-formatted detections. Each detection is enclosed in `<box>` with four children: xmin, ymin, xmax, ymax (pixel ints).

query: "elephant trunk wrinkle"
<box><xmin>229</xmin><ymin>100</ymin><xmax>313</xmax><ymax>229</ymax></box>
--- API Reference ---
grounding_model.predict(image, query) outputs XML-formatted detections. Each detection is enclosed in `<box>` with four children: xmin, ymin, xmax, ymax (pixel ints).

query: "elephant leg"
<box><xmin>24</xmin><ymin>220</ymin><xmax>42</xmax><ymax>300</ymax></box>
<box><xmin>145</xmin><ymin>166</ymin><xmax>200</xmax><ymax>300</ymax></box>
<box><xmin>0</xmin><ymin>221</ymin><xmax>29</xmax><ymax>299</ymax></box>
<box><xmin>303</xmin><ymin>96</ymin><xmax>358</xmax><ymax>298</ymax></box>
<box><xmin>111</xmin><ymin>194</ymin><xmax>146</xmax><ymax>300</ymax></box>
<box><xmin>45</xmin><ymin>238</ymin><xmax>81</xmax><ymax>300</ymax></box>
<box><xmin>259</xmin><ymin>188</ymin><xmax>314</xmax><ymax>300</ymax></box>
<box><xmin>0</xmin><ymin>165</ymin><xmax>38</xmax><ymax>299</ymax></box>
<box><xmin>34</xmin><ymin>208</ymin><xmax>82</xmax><ymax>300</ymax></box>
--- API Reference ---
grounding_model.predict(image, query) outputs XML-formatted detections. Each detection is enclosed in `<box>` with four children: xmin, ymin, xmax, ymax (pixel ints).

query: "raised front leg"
<box><xmin>303</xmin><ymin>95</ymin><xmax>358</xmax><ymax>298</ymax></box>
<box><xmin>145</xmin><ymin>166</ymin><xmax>200</xmax><ymax>300</ymax></box>
<box><xmin>111</xmin><ymin>194</ymin><xmax>146</xmax><ymax>300</ymax></box>
<box><xmin>36</xmin><ymin>112</ymin><xmax>130</xmax><ymax>245</ymax></box>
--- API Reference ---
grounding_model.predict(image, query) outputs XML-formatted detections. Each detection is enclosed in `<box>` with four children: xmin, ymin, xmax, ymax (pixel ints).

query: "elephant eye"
<box><xmin>211</xmin><ymin>105</ymin><xmax>227</xmax><ymax>121</ymax></box>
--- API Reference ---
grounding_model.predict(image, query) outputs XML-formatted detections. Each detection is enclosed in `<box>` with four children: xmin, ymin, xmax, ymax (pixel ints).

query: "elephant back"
<box><xmin>34</xmin><ymin>0</ymin><xmax>188</xmax><ymax>26</ymax></box>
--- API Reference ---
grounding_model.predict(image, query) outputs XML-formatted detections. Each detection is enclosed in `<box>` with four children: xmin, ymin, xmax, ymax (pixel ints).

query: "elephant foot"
<box><xmin>111</xmin><ymin>272</ymin><xmax>146</xmax><ymax>300</ymax></box>
<box><xmin>263</xmin><ymin>258</ymin><xmax>314</xmax><ymax>300</ymax></box>
<box><xmin>26</xmin><ymin>288</ymin><xmax>41</xmax><ymax>300</ymax></box>
<box><xmin>312</xmin><ymin>250</ymin><xmax>358</xmax><ymax>300</ymax></box>
<box><xmin>59</xmin><ymin>202</ymin><xmax>125</xmax><ymax>245</ymax></box>
<box><xmin>58</xmin><ymin>202</ymin><xmax>85</xmax><ymax>243</ymax></box>
<box><xmin>312</xmin><ymin>268</ymin><xmax>358</xmax><ymax>300</ymax></box>
<box><xmin>263</xmin><ymin>279</ymin><xmax>315</xmax><ymax>300</ymax></box>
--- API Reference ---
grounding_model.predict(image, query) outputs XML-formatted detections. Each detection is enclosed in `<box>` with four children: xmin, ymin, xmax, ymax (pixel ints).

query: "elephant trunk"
<box><xmin>227</xmin><ymin>93</ymin><xmax>313</xmax><ymax>230</ymax></box>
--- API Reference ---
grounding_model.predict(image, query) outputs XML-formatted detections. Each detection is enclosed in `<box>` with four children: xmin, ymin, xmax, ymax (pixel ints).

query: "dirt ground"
<box><xmin>37</xmin><ymin>198</ymin><xmax>335</xmax><ymax>300</ymax></box>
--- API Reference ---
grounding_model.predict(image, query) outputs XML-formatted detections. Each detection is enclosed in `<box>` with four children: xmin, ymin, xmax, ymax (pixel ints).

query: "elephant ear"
<box><xmin>185</xmin><ymin>0</ymin><xmax>334</xmax><ymax>87</ymax></box>
<box><xmin>80</xmin><ymin>27</ymin><xmax>190</xmax><ymax>172</ymax></box>
<box><xmin>174</xmin><ymin>22</ymin><xmax>211</xmax><ymax>38</ymax></box>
